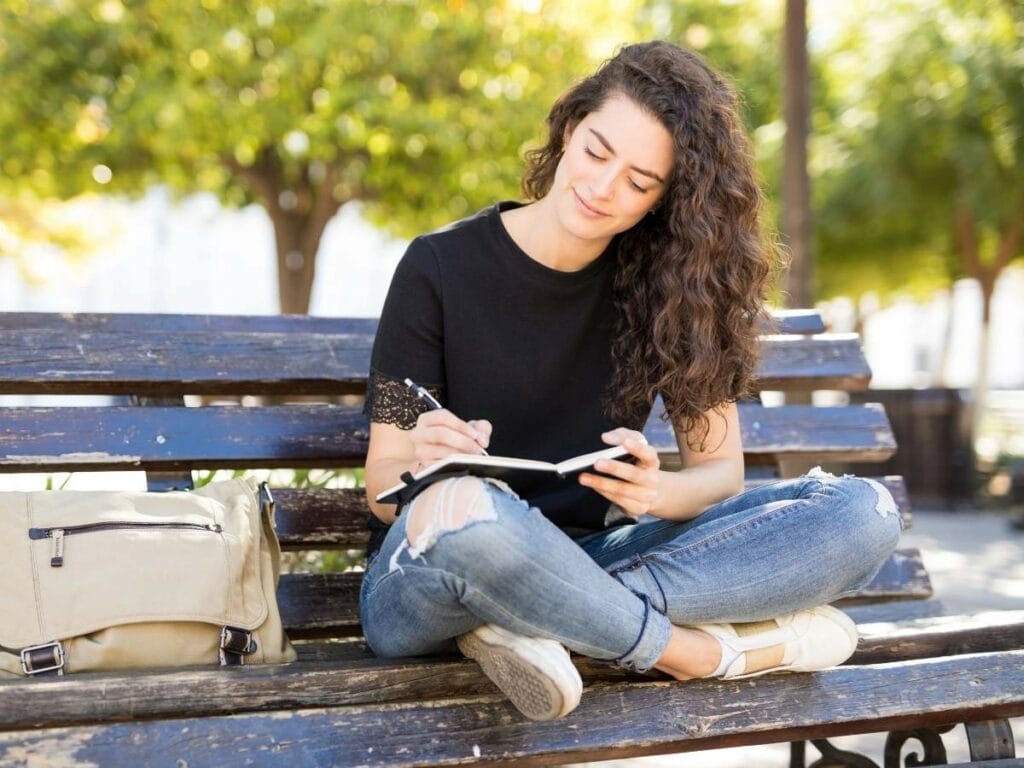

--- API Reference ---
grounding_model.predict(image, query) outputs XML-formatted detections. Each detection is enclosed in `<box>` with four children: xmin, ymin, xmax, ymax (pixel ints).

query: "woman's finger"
<box><xmin>420</xmin><ymin>424</ymin><xmax>486</xmax><ymax>454</ymax></box>
<box><xmin>592</xmin><ymin>457</ymin><xmax>644</xmax><ymax>483</ymax></box>
<box><xmin>467</xmin><ymin>419</ymin><xmax>492</xmax><ymax>448</ymax></box>
<box><xmin>419</xmin><ymin>409</ymin><xmax>484</xmax><ymax>440</ymax></box>
<box><xmin>579</xmin><ymin>472</ymin><xmax>657</xmax><ymax>507</ymax></box>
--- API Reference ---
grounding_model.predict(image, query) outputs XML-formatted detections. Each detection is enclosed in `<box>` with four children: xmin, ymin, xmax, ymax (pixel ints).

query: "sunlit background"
<box><xmin>1</xmin><ymin>0</ymin><xmax>1022</xmax><ymax>494</ymax></box>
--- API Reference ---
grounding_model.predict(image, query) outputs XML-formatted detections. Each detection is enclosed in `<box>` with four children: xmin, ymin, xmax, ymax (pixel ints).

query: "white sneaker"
<box><xmin>693</xmin><ymin>605</ymin><xmax>858</xmax><ymax>679</ymax></box>
<box><xmin>456</xmin><ymin>623</ymin><xmax>583</xmax><ymax>720</ymax></box>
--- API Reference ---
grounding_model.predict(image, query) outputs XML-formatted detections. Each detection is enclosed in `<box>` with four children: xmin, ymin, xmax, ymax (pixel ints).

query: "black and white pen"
<box><xmin>403</xmin><ymin>377</ymin><xmax>488</xmax><ymax>455</ymax></box>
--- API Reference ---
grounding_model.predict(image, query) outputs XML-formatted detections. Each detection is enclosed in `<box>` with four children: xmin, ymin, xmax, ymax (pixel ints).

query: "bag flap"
<box><xmin>0</xmin><ymin>493</ymin><xmax>43</xmax><ymax>648</ymax></box>
<box><xmin>0</xmin><ymin>478</ymin><xmax>269</xmax><ymax>648</ymax></box>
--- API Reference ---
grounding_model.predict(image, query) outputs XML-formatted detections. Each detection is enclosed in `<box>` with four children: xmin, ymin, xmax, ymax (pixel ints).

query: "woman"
<box><xmin>359</xmin><ymin>41</ymin><xmax>901</xmax><ymax>721</ymax></box>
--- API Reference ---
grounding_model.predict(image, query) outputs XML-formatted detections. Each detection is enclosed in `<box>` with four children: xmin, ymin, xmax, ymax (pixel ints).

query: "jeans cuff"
<box><xmin>612</xmin><ymin>595</ymin><xmax>673</xmax><ymax>673</ymax></box>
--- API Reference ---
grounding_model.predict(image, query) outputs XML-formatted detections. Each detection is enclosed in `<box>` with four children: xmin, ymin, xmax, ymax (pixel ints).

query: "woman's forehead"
<box><xmin>580</xmin><ymin>95</ymin><xmax>674</xmax><ymax>175</ymax></box>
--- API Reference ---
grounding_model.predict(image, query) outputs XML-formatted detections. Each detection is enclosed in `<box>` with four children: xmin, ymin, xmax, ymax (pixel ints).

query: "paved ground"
<box><xmin>568</xmin><ymin>509</ymin><xmax>1024</xmax><ymax>768</ymax></box>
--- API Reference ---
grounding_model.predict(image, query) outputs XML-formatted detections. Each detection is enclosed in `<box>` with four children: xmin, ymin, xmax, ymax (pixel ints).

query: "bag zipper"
<box><xmin>28</xmin><ymin>521</ymin><xmax>223</xmax><ymax>568</ymax></box>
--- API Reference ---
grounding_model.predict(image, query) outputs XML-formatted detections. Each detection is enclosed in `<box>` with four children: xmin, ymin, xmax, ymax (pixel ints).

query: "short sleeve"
<box><xmin>364</xmin><ymin>237</ymin><xmax>446</xmax><ymax>428</ymax></box>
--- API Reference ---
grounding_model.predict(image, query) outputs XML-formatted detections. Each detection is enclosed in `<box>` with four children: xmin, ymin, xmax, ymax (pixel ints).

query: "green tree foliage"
<box><xmin>637</xmin><ymin>0</ymin><xmax>785</xmax><ymax>192</ymax></box>
<box><xmin>814</xmin><ymin>0</ymin><xmax>1023</xmax><ymax>300</ymax></box>
<box><xmin>0</xmin><ymin>0</ymin><xmax>611</xmax><ymax>312</ymax></box>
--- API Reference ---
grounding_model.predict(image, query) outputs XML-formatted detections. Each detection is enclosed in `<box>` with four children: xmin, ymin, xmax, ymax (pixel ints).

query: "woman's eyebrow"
<box><xmin>588</xmin><ymin>128</ymin><xmax>666</xmax><ymax>183</ymax></box>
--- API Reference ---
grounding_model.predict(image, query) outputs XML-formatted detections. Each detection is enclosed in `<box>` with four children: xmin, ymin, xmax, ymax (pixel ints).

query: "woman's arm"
<box><xmin>650</xmin><ymin>400</ymin><xmax>745</xmax><ymax>521</ymax></box>
<box><xmin>579</xmin><ymin>401</ymin><xmax>744</xmax><ymax>523</ymax></box>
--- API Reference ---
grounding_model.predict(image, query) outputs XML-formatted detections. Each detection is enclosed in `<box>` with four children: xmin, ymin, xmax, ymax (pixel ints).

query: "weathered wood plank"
<box><xmin>271</xmin><ymin>475</ymin><xmax>911</xmax><ymax>550</ymax></box>
<box><xmin>765</xmin><ymin>309</ymin><xmax>826</xmax><ymax>335</ymax></box>
<box><xmin>1</xmin><ymin>651</ymin><xmax>1021</xmax><ymax>767</ymax></box>
<box><xmin>833</xmin><ymin>547</ymin><xmax>933</xmax><ymax>604</ymax></box>
<box><xmin>843</xmin><ymin>598</ymin><xmax>948</xmax><ymax>624</ymax></box>
<box><xmin>0</xmin><ymin>329</ymin><xmax>375</xmax><ymax>396</ymax></box>
<box><xmin>0</xmin><ymin>404</ymin><xmax>370</xmax><ymax>471</ymax></box>
<box><xmin>0</xmin><ymin>309</ymin><xmax>820</xmax><ymax>335</ymax></box>
<box><xmin>1</xmin><ymin>611</ymin><xmax>1020</xmax><ymax>732</ymax></box>
<box><xmin>855</xmin><ymin>609</ymin><xmax>1024</xmax><ymax>664</ymax></box>
<box><xmin>0</xmin><ymin>328</ymin><xmax>859</xmax><ymax>395</ymax></box>
<box><xmin>0</xmin><ymin>312</ymin><xmax>380</xmax><ymax>334</ymax></box>
<box><xmin>275</xmin><ymin>548</ymin><xmax>932</xmax><ymax>637</ymax></box>
<box><xmin>0</xmin><ymin>402</ymin><xmax>896</xmax><ymax>472</ymax></box>
<box><xmin>756</xmin><ymin>333</ymin><xmax>871</xmax><ymax>390</ymax></box>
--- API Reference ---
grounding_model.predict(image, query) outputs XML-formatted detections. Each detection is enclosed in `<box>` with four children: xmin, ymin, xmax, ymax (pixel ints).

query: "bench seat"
<box><xmin>1</xmin><ymin>310</ymin><xmax>1019</xmax><ymax>767</ymax></box>
<box><xmin>2</xmin><ymin>610</ymin><xmax>1021</xmax><ymax>737</ymax></box>
<box><xmin>2</xmin><ymin>647</ymin><xmax>1021</xmax><ymax>767</ymax></box>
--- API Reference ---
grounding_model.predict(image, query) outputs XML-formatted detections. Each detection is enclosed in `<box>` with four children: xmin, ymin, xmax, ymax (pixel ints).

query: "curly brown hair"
<box><xmin>522</xmin><ymin>41</ymin><xmax>777</xmax><ymax>450</ymax></box>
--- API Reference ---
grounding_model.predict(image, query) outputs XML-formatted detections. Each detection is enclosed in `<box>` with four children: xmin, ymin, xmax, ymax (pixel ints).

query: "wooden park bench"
<box><xmin>0</xmin><ymin>309</ymin><xmax>1021</xmax><ymax>767</ymax></box>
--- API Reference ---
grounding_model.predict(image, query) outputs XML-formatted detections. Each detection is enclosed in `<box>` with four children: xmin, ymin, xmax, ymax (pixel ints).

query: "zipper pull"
<box><xmin>51</xmin><ymin>529</ymin><xmax>65</xmax><ymax>568</ymax></box>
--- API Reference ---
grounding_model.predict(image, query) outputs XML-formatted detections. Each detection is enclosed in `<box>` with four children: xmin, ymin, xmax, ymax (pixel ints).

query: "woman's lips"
<box><xmin>573</xmin><ymin>189</ymin><xmax>608</xmax><ymax>218</ymax></box>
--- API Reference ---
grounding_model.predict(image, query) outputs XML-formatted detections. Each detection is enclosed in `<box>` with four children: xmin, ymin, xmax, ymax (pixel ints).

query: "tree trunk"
<box><xmin>231</xmin><ymin>152</ymin><xmax>344</xmax><ymax>314</ymax></box>
<box><xmin>782</xmin><ymin>0</ymin><xmax>813</xmax><ymax>310</ymax></box>
<box><xmin>973</xmin><ymin>291</ymin><xmax>993</xmax><ymax>452</ymax></box>
<box><xmin>935</xmin><ymin>287</ymin><xmax>955</xmax><ymax>386</ymax></box>
<box><xmin>955</xmin><ymin>201</ymin><xmax>1021</xmax><ymax>453</ymax></box>
<box><xmin>778</xmin><ymin>0</ymin><xmax>814</xmax><ymax>429</ymax></box>
<box><xmin>270</xmin><ymin>207</ymin><xmax>332</xmax><ymax>315</ymax></box>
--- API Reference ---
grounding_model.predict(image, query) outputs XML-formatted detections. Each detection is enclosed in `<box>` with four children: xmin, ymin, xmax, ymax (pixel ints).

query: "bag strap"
<box><xmin>219</xmin><ymin>626</ymin><xmax>258</xmax><ymax>666</ymax></box>
<box><xmin>14</xmin><ymin>628</ymin><xmax>256</xmax><ymax>675</ymax></box>
<box><xmin>19</xmin><ymin>641</ymin><xmax>65</xmax><ymax>676</ymax></box>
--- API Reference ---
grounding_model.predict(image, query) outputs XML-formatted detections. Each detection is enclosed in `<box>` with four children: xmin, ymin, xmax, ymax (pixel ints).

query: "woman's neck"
<box><xmin>500</xmin><ymin>199</ymin><xmax>610</xmax><ymax>272</ymax></box>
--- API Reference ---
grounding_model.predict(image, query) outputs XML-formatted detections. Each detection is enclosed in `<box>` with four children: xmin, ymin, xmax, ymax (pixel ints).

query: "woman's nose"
<box><xmin>589</xmin><ymin>167</ymin><xmax>617</xmax><ymax>200</ymax></box>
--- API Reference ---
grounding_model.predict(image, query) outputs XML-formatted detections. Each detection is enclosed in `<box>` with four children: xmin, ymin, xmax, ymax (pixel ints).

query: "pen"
<box><xmin>403</xmin><ymin>377</ymin><xmax>488</xmax><ymax>455</ymax></box>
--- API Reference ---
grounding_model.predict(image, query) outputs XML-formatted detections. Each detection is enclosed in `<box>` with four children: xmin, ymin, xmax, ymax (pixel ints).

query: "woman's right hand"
<box><xmin>409</xmin><ymin>409</ymin><xmax>491</xmax><ymax>469</ymax></box>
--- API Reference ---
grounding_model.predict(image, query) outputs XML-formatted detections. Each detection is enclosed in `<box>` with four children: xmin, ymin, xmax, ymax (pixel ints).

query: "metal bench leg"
<box><xmin>883</xmin><ymin>726</ymin><xmax>951</xmax><ymax>767</ymax></box>
<box><xmin>790</xmin><ymin>739</ymin><xmax>881</xmax><ymax>768</ymax></box>
<box><xmin>965</xmin><ymin>719</ymin><xmax>1016</xmax><ymax>761</ymax></box>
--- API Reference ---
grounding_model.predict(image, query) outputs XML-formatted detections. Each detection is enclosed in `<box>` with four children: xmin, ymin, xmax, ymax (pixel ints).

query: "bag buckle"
<box><xmin>219</xmin><ymin>626</ymin><xmax>257</xmax><ymax>666</ymax></box>
<box><xmin>20</xmin><ymin>641</ymin><xmax>65</xmax><ymax>676</ymax></box>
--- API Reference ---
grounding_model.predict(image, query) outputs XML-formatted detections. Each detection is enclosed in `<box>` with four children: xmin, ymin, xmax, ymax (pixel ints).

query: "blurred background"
<box><xmin>0</xmin><ymin>0</ymin><xmax>1022</xmax><ymax>509</ymax></box>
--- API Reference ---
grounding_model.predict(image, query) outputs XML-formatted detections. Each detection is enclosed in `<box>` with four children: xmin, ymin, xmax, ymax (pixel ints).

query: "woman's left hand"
<box><xmin>578</xmin><ymin>427</ymin><xmax>661</xmax><ymax>519</ymax></box>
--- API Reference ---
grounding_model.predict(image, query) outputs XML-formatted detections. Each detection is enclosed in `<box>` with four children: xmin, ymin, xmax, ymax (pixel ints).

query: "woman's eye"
<box><xmin>583</xmin><ymin>146</ymin><xmax>603</xmax><ymax>159</ymax></box>
<box><xmin>630</xmin><ymin>180</ymin><xmax>650</xmax><ymax>193</ymax></box>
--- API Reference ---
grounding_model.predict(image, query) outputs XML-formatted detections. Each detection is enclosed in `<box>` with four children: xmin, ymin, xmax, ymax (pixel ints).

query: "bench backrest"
<box><xmin>0</xmin><ymin>310</ymin><xmax>925</xmax><ymax>640</ymax></box>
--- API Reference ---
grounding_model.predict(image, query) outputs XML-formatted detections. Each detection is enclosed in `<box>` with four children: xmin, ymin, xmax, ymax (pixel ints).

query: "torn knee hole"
<box><xmin>404</xmin><ymin>476</ymin><xmax>497</xmax><ymax>556</ymax></box>
<box><xmin>859</xmin><ymin>477</ymin><xmax>899</xmax><ymax>518</ymax></box>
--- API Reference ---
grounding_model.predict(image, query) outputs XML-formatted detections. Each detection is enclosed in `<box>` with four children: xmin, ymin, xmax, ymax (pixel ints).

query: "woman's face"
<box><xmin>550</xmin><ymin>93</ymin><xmax>674</xmax><ymax>244</ymax></box>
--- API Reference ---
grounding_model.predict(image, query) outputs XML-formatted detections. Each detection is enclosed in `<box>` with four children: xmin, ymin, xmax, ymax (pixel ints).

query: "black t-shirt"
<box><xmin>364</xmin><ymin>202</ymin><xmax>650</xmax><ymax>552</ymax></box>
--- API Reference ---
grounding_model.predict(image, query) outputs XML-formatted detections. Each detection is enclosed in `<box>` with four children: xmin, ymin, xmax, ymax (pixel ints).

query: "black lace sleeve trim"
<box><xmin>363</xmin><ymin>370</ymin><xmax>444</xmax><ymax>430</ymax></box>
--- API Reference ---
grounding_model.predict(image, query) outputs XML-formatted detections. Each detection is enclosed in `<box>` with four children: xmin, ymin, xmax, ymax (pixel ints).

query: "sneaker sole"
<box><xmin>457</xmin><ymin>629</ymin><xmax>581</xmax><ymax>721</ymax></box>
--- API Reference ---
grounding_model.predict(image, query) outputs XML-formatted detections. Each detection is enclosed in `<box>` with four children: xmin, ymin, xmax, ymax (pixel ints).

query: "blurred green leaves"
<box><xmin>0</xmin><ymin>0</ymin><xmax>1020</xmax><ymax>305</ymax></box>
<box><xmin>0</xmin><ymin>0</ymin><xmax>606</xmax><ymax>235</ymax></box>
<box><xmin>813</xmin><ymin>0</ymin><xmax>1024</xmax><ymax>299</ymax></box>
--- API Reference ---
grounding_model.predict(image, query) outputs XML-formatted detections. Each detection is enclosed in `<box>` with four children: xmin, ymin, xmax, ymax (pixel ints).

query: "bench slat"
<box><xmin>271</xmin><ymin>475</ymin><xmax>912</xmax><ymax>550</ymax></box>
<box><xmin>0</xmin><ymin>331</ymin><xmax>866</xmax><ymax>395</ymax></box>
<box><xmin>843</xmin><ymin>598</ymin><xmax>949</xmax><ymax>624</ymax></box>
<box><xmin>1</xmin><ymin>650</ymin><xmax>1020</xmax><ymax>766</ymax></box>
<box><xmin>275</xmin><ymin>548</ymin><xmax>932</xmax><ymax>638</ymax></box>
<box><xmin>0</xmin><ymin>309</ymin><xmax>823</xmax><ymax>335</ymax></box>
<box><xmin>0</xmin><ymin>402</ymin><xmax>896</xmax><ymax>472</ymax></box>
<box><xmin>1</xmin><ymin>611</ymin><xmax>1020</xmax><ymax>732</ymax></box>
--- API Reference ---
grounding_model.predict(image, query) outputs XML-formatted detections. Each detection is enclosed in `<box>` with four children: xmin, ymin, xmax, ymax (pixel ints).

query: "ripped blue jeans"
<box><xmin>358</xmin><ymin>469</ymin><xmax>902</xmax><ymax>672</ymax></box>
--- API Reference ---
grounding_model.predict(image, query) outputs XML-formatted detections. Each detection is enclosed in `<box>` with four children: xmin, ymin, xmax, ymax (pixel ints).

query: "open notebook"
<box><xmin>375</xmin><ymin>445</ymin><xmax>632</xmax><ymax>505</ymax></box>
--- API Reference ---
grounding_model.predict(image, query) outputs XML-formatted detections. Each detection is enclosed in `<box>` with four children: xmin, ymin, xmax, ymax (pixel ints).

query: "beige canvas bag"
<box><xmin>0</xmin><ymin>476</ymin><xmax>297</xmax><ymax>677</ymax></box>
